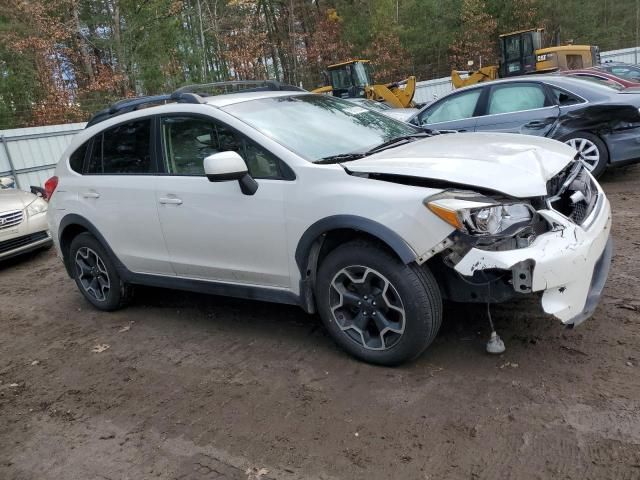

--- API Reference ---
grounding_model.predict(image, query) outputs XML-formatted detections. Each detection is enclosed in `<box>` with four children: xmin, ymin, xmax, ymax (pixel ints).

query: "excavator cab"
<box><xmin>312</xmin><ymin>59</ymin><xmax>416</xmax><ymax>108</ymax></box>
<box><xmin>499</xmin><ymin>29</ymin><xmax>544</xmax><ymax>77</ymax></box>
<box><xmin>326</xmin><ymin>60</ymin><xmax>374</xmax><ymax>98</ymax></box>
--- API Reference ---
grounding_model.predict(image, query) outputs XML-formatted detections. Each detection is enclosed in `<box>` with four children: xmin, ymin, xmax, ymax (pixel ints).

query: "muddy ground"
<box><xmin>1</xmin><ymin>166</ymin><xmax>639</xmax><ymax>480</ymax></box>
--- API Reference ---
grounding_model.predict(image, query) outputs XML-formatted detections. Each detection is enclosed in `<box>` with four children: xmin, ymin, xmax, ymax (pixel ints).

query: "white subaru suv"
<box><xmin>47</xmin><ymin>82</ymin><xmax>612</xmax><ymax>365</ymax></box>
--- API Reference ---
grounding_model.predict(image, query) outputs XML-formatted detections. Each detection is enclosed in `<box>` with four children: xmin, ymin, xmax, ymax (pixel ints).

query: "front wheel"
<box><xmin>562</xmin><ymin>132</ymin><xmax>608</xmax><ymax>178</ymax></box>
<box><xmin>316</xmin><ymin>241</ymin><xmax>442</xmax><ymax>366</ymax></box>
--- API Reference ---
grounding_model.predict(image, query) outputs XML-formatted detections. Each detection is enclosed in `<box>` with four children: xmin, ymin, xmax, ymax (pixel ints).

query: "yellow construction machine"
<box><xmin>452</xmin><ymin>28</ymin><xmax>600</xmax><ymax>88</ymax></box>
<box><xmin>312</xmin><ymin>60</ymin><xmax>417</xmax><ymax>108</ymax></box>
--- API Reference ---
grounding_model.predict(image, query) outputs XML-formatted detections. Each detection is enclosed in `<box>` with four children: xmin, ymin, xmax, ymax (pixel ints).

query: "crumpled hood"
<box><xmin>345</xmin><ymin>132</ymin><xmax>577</xmax><ymax>197</ymax></box>
<box><xmin>0</xmin><ymin>189</ymin><xmax>37</xmax><ymax>212</ymax></box>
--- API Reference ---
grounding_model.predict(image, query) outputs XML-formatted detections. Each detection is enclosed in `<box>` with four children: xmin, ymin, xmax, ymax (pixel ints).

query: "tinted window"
<box><xmin>87</xmin><ymin>119</ymin><xmax>152</xmax><ymax>174</ymax></box>
<box><xmin>606</xmin><ymin>65</ymin><xmax>640</xmax><ymax>82</ymax></box>
<box><xmin>420</xmin><ymin>89</ymin><xmax>482</xmax><ymax>125</ymax></box>
<box><xmin>161</xmin><ymin>116</ymin><xmax>284</xmax><ymax>179</ymax></box>
<box><xmin>551</xmin><ymin>87</ymin><xmax>584</xmax><ymax>106</ymax></box>
<box><xmin>69</xmin><ymin>141</ymin><xmax>88</xmax><ymax>173</ymax></box>
<box><xmin>488</xmin><ymin>84</ymin><xmax>547</xmax><ymax>114</ymax></box>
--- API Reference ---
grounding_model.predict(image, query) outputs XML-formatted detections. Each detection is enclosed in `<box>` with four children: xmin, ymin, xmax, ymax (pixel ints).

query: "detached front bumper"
<box><xmin>454</xmin><ymin>193</ymin><xmax>612</xmax><ymax>326</ymax></box>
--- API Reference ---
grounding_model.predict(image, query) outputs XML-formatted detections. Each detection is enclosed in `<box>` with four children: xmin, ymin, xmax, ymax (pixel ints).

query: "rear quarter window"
<box><xmin>69</xmin><ymin>141</ymin><xmax>89</xmax><ymax>173</ymax></box>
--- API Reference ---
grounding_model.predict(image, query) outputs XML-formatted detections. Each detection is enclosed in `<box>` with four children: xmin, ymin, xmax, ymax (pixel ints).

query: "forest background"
<box><xmin>1</xmin><ymin>0</ymin><xmax>638</xmax><ymax>128</ymax></box>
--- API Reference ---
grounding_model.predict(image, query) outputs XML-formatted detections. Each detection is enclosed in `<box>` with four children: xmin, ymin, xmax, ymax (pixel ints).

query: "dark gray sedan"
<box><xmin>408</xmin><ymin>75</ymin><xmax>640</xmax><ymax>176</ymax></box>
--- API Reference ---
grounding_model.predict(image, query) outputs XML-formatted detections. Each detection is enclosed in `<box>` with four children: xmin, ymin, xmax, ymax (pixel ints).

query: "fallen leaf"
<box><xmin>500</xmin><ymin>362</ymin><xmax>519</xmax><ymax>369</ymax></box>
<box><xmin>118</xmin><ymin>321</ymin><xmax>134</xmax><ymax>333</ymax></box>
<box><xmin>616</xmin><ymin>304</ymin><xmax>638</xmax><ymax>312</ymax></box>
<box><xmin>246</xmin><ymin>467</ymin><xmax>269</xmax><ymax>480</ymax></box>
<box><xmin>92</xmin><ymin>344</ymin><xmax>110</xmax><ymax>353</ymax></box>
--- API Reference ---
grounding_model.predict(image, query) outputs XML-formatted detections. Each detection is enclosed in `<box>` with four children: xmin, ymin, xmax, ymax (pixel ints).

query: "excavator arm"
<box><xmin>451</xmin><ymin>66</ymin><xmax>499</xmax><ymax>89</ymax></box>
<box><xmin>365</xmin><ymin>76</ymin><xmax>417</xmax><ymax>108</ymax></box>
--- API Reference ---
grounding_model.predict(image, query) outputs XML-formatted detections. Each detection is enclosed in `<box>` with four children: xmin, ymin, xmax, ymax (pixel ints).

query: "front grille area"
<box><xmin>0</xmin><ymin>209</ymin><xmax>23</xmax><ymax>230</ymax></box>
<box><xmin>0</xmin><ymin>231</ymin><xmax>49</xmax><ymax>255</ymax></box>
<box><xmin>546</xmin><ymin>162</ymin><xmax>598</xmax><ymax>225</ymax></box>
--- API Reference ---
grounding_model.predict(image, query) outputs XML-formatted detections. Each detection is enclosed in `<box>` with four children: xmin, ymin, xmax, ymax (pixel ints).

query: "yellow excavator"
<box><xmin>312</xmin><ymin>60</ymin><xmax>417</xmax><ymax>108</ymax></box>
<box><xmin>452</xmin><ymin>28</ymin><xmax>600</xmax><ymax>88</ymax></box>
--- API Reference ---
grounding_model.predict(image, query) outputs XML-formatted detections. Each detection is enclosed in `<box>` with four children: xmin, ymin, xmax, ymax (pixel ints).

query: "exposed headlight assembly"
<box><xmin>425</xmin><ymin>191</ymin><xmax>534</xmax><ymax>236</ymax></box>
<box><xmin>26</xmin><ymin>197</ymin><xmax>48</xmax><ymax>217</ymax></box>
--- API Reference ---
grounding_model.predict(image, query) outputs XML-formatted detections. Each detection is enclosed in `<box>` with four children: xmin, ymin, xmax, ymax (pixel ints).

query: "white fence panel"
<box><xmin>600</xmin><ymin>46</ymin><xmax>640</xmax><ymax>64</ymax></box>
<box><xmin>0</xmin><ymin>122</ymin><xmax>86</xmax><ymax>190</ymax></box>
<box><xmin>414</xmin><ymin>77</ymin><xmax>454</xmax><ymax>103</ymax></box>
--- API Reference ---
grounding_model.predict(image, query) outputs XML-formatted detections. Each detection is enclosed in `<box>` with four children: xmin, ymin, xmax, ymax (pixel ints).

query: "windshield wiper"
<box><xmin>315</xmin><ymin>131</ymin><xmax>436</xmax><ymax>165</ymax></box>
<box><xmin>313</xmin><ymin>152</ymin><xmax>368</xmax><ymax>164</ymax></box>
<box><xmin>364</xmin><ymin>132</ymin><xmax>434</xmax><ymax>155</ymax></box>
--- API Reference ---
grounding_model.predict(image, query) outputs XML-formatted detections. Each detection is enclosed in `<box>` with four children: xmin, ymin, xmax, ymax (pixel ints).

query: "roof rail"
<box><xmin>85</xmin><ymin>92</ymin><xmax>204</xmax><ymax>128</ymax></box>
<box><xmin>173</xmin><ymin>80</ymin><xmax>304</xmax><ymax>96</ymax></box>
<box><xmin>85</xmin><ymin>80</ymin><xmax>304</xmax><ymax>128</ymax></box>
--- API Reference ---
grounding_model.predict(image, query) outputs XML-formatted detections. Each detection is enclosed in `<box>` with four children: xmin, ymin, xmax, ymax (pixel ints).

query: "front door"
<box><xmin>474</xmin><ymin>82</ymin><xmax>560</xmax><ymax>137</ymax></box>
<box><xmin>154</xmin><ymin>115</ymin><xmax>291</xmax><ymax>287</ymax></box>
<box><xmin>414</xmin><ymin>87</ymin><xmax>483</xmax><ymax>132</ymax></box>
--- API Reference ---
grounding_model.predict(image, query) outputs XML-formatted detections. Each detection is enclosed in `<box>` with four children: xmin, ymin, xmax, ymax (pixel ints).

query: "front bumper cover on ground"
<box><xmin>454</xmin><ymin>194</ymin><xmax>612</xmax><ymax>325</ymax></box>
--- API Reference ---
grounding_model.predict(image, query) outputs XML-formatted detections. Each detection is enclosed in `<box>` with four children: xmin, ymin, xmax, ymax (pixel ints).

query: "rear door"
<box><xmin>79</xmin><ymin>117</ymin><xmax>173</xmax><ymax>275</ymax></box>
<box><xmin>473</xmin><ymin>82</ymin><xmax>560</xmax><ymax>136</ymax></box>
<box><xmin>413</xmin><ymin>87</ymin><xmax>483</xmax><ymax>132</ymax></box>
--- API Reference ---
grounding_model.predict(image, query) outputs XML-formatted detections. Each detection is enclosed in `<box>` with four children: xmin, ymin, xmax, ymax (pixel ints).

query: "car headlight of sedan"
<box><xmin>425</xmin><ymin>191</ymin><xmax>534</xmax><ymax>236</ymax></box>
<box><xmin>26</xmin><ymin>197</ymin><xmax>48</xmax><ymax>217</ymax></box>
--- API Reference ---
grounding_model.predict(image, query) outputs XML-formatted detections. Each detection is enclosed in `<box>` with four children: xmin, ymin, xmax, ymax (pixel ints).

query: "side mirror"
<box><xmin>203</xmin><ymin>151</ymin><xmax>258</xmax><ymax>196</ymax></box>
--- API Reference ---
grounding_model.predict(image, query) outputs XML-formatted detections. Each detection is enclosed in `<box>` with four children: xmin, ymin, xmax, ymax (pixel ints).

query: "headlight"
<box><xmin>425</xmin><ymin>191</ymin><xmax>533</xmax><ymax>236</ymax></box>
<box><xmin>26</xmin><ymin>197</ymin><xmax>48</xmax><ymax>217</ymax></box>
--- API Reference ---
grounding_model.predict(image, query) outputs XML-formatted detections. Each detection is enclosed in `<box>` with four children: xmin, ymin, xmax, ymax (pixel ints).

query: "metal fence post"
<box><xmin>0</xmin><ymin>135</ymin><xmax>21</xmax><ymax>189</ymax></box>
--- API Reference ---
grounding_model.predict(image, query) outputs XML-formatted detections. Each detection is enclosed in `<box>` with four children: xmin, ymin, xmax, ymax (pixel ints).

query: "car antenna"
<box><xmin>485</xmin><ymin>283</ymin><xmax>505</xmax><ymax>354</ymax></box>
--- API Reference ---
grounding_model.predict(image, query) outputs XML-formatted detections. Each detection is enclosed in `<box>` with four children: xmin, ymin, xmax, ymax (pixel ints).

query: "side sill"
<box><xmin>122</xmin><ymin>271</ymin><xmax>302</xmax><ymax>308</ymax></box>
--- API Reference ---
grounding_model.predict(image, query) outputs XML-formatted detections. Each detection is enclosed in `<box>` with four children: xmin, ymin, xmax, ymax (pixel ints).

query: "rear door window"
<box><xmin>86</xmin><ymin>119</ymin><xmax>153</xmax><ymax>174</ymax></box>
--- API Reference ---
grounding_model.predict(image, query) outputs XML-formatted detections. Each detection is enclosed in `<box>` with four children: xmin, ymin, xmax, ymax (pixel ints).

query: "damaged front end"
<box><xmin>423</xmin><ymin>161</ymin><xmax>612</xmax><ymax>326</ymax></box>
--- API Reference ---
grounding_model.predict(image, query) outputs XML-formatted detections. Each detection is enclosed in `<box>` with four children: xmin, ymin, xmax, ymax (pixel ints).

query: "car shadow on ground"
<box><xmin>130</xmin><ymin>283</ymin><xmax>556</xmax><ymax>366</ymax></box>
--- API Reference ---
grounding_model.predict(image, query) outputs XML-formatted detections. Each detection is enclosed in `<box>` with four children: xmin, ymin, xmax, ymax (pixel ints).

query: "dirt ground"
<box><xmin>1</xmin><ymin>167</ymin><xmax>640</xmax><ymax>480</ymax></box>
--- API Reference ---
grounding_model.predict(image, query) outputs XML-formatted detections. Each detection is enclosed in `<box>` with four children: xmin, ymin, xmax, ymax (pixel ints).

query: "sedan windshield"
<box><xmin>222</xmin><ymin>94</ymin><xmax>420</xmax><ymax>162</ymax></box>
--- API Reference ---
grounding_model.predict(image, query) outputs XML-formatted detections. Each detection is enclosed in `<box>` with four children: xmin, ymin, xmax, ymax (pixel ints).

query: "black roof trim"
<box><xmin>86</xmin><ymin>80</ymin><xmax>304</xmax><ymax>128</ymax></box>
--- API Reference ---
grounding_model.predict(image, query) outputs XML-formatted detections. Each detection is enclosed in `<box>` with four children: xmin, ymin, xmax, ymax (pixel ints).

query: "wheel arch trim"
<box><xmin>58</xmin><ymin>214</ymin><xmax>127</xmax><ymax>277</ymax></box>
<box><xmin>295</xmin><ymin>215</ymin><xmax>417</xmax><ymax>273</ymax></box>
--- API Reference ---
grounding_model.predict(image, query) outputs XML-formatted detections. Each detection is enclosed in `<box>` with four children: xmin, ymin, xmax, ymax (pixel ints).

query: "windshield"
<box><xmin>222</xmin><ymin>94</ymin><xmax>420</xmax><ymax>161</ymax></box>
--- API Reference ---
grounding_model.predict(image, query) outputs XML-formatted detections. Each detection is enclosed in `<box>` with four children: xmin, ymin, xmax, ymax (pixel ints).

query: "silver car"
<box><xmin>0</xmin><ymin>177</ymin><xmax>52</xmax><ymax>260</ymax></box>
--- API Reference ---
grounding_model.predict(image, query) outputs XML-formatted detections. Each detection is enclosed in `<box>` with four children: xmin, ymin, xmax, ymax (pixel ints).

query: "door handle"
<box><xmin>524</xmin><ymin>120</ymin><xmax>550</xmax><ymax>129</ymax></box>
<box><xmin>82</xmin><ymin>191</ymin><xmax>100</xmax><ymax>199</ymax></box>
<box><xmin>159</xmin><ymin>197</ymin><xmax>183</xmax><ymax>205</ymax></box>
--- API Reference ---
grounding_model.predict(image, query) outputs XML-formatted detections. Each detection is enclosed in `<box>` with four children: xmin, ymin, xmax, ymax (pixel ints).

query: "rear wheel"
<box><xmin>69</xmin><ymin>232</ymin><xmax>130</xmax><ymax>311</ymax></box>
<box><xmin>316</xmin><ymin>241</ymin><xmax>442</xmax><ymax>365</ymax></box>
<box><xmin>563</xmin><ymin>132</ymin><xmax>608</xmax><ymax>178</ymax></box>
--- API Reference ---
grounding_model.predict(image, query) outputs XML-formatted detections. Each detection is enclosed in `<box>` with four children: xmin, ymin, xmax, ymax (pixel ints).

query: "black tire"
<box><xmin>561</xmin><ymin>131</ymin><xmax>608</xmax><ymax>178</ymax></box>
<box><xmin>69</xmin><ymin>232</ymin><xmax>131</xmax><ymax>311</ymax></box>
<box><xmin>316</xmin><ymin>240</ymin><xmax>442</xmax><ymax>366</ymax></box>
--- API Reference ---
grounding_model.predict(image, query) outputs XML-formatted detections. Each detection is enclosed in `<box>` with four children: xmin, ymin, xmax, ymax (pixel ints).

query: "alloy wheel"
<box><xmin>565</xmin><ymin>137</ymin><xmax>600</xmax><ymax>172</ymax></box>
<box><xmin>75</xmin><ymin>247</ymin><xmax>111</xmax><ymax>302</ymax></box>
<box><xmin>329</xmin><ymin>265</ymin><xmax>406</xmax><ymax>351</ymax></box>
